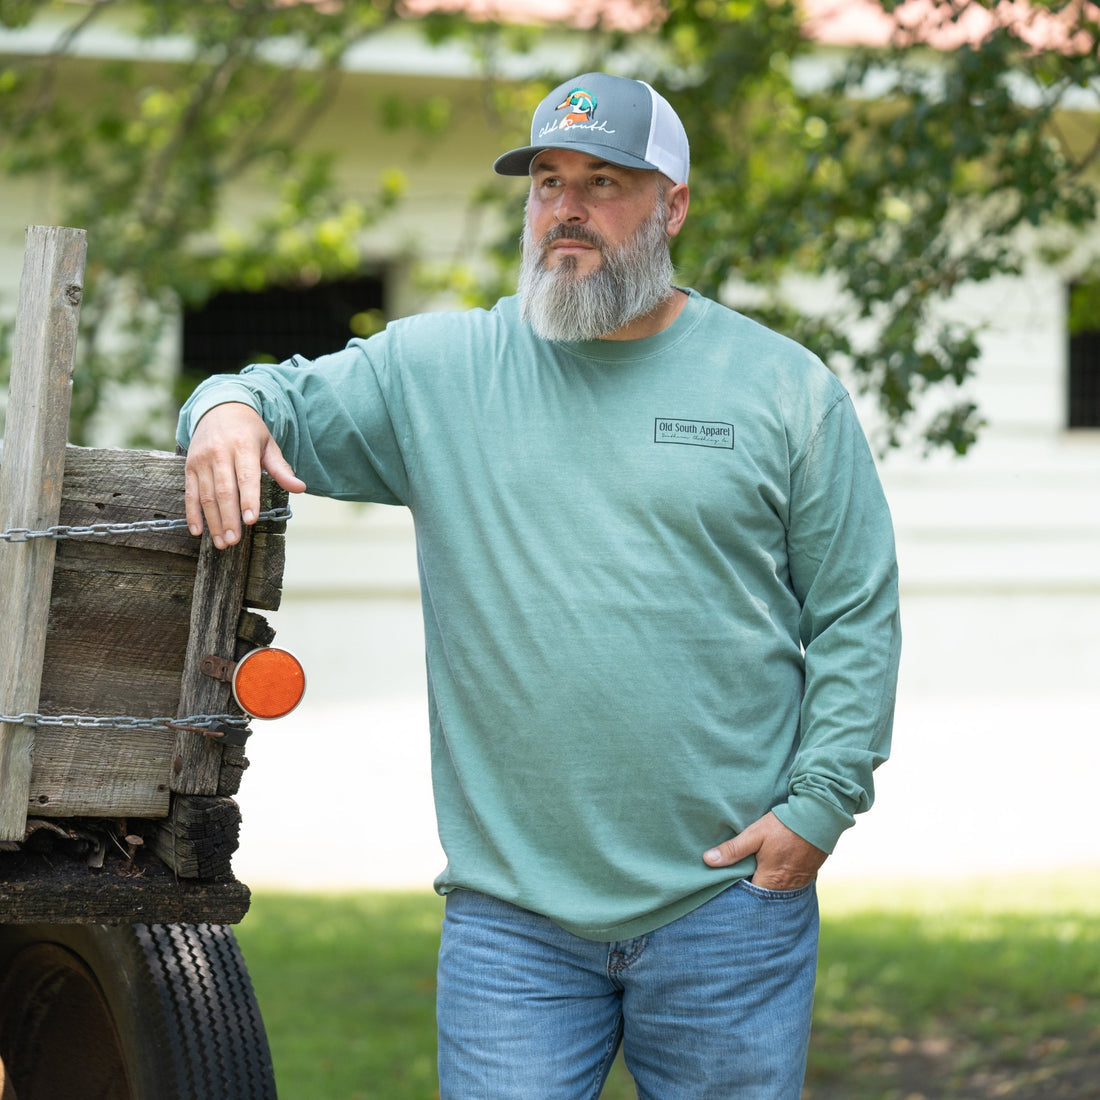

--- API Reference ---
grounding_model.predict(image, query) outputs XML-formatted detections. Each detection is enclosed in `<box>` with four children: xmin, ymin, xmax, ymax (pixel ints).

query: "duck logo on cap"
<box><xmin>556</xmin><ymin>87</ymin><xmax>597</xmax><ymax>127</ymax></box>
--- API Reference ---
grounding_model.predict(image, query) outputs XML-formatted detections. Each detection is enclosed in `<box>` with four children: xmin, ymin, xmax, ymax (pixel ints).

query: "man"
<box><xmin>179</xmin><ymin>72</ymin><xmax>901</xmax><ymax>1099</ymax></box>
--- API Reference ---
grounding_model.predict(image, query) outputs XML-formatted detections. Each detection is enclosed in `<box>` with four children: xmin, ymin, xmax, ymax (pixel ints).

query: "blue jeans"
<box><xmin>436</xmin><ymin>881</ymin><xmax>819</xmax><ymax>1099</ymax></box>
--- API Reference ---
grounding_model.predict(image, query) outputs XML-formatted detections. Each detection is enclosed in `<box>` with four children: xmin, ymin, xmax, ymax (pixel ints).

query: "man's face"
<box><xmin>525</xmin><ymin>150</ymin><xmax>667</xmax><ymax>276</ymax></box>
<box><xmin>519</xmin><ymin>150</ymin><xmax>684</xmax><ymax>342</ymax></box>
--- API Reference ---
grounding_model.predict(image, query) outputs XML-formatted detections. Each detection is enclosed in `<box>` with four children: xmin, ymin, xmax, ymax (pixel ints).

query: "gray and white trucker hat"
<box><xmin>493</xmin><ymin>72</ymin><xmax>690</xmax><ymax>185</ymax></box>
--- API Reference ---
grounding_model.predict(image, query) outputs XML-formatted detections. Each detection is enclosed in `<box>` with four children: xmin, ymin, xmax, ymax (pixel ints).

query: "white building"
<box><xmin>1</xmin><ymin>4</ymin><xmax>1097</xmax><ymax>889</ymax></box>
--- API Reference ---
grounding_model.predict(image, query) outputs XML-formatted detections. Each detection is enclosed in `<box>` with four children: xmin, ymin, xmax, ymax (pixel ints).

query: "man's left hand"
<box><xmin>703</xmin><ymin>812</ymin><xmax>828</xmax><ymax>891</ymax></box>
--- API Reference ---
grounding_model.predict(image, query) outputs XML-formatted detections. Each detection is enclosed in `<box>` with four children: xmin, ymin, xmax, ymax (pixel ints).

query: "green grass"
<box><xmin>235</xmin><ymin>893</ymin><xmax>443</xmax><ymax>1099</ymax></box>
<box><xmin>235</xmin><ymin>870</ymin><xmax>1100</xmax><ymax>1100</ymax></box>
<box><xmin>807</xmin><ymin>873</ymin><xmax>1100</xmax><ymax>1099</ymax></box>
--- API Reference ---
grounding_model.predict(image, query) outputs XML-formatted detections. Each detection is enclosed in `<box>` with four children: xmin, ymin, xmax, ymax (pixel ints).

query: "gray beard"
<box><xmin>518</xmin><ymin>200</ymin><xmax>675</xmax><ymax>342</ymax></box>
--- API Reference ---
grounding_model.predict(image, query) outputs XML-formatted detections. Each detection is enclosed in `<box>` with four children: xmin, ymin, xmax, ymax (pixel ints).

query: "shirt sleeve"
<box><xmin>175</xmin><ymin>337</ymin><xmax>411</xmax><ymax>507</ymax></box>
<box><xmin>772</xmin><ymin>391</ymin><xmax>902</xmax><ymax>853</ymax></box>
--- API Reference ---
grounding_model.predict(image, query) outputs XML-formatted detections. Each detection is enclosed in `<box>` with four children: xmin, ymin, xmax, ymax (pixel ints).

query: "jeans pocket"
<box><xmin>735</xmin><ymin>879</ymin><xmax>816</xmax><ymax>902</ymax></box>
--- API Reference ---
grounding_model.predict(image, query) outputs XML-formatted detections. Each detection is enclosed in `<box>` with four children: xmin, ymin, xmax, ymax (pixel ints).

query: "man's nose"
<box><xmin>553</xmin><ymin>183</ymin><xmax>588</xmax><ymax>223</ymax></box>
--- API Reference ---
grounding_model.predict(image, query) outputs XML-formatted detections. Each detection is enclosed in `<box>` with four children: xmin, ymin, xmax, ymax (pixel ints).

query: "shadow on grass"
<box><xmin>236</xmin><ymin>878</ymin><xmax>1099</xmax><ymax>1100</ymax></box>
<box><xmin>807</xmin><ymin>887</ymin><xmax>1100</xmax><ymax>1099</ymax></box>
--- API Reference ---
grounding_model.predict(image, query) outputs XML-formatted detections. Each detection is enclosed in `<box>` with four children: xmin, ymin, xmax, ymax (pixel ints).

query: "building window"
<box><xmin>181</xmin><ymin>273</ymin><xmax>386</xmax><ymax>393</ymax></box>
<box><xmin>1068</xmin><ymin>331</ymin><xmax>1100</xmax><ymax>428</ymax></box>
<box><xmin>1067</xmin><ymin>283</ymin><xmax>1100</xmax><ymax>429</ymax></box>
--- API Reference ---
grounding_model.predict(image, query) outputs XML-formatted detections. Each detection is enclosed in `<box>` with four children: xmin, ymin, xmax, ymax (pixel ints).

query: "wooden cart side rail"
<box><xmin>0</xmin><ymin>225</ymin><xmax>290</xmax><ymax>923</ymax></box>
<box><xmin>0</xmin><ymin>445</ymin><xmax>288</xmax><ymax>823</ymax></box>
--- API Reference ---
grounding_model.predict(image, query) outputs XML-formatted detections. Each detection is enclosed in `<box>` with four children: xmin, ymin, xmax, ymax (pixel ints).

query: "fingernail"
<box><xmin>243</xmin><ymin>509</ymin><xmax>255</xmax><ymax>523</ymax></box>
<box><xmin>704</xmin><ymin>849</ymin><xmax>723</xmax><ymax>865</ymax></box>
<box><xmin>189</xmin><ymin>524</ymin><xmax>202</xmax><ymax>537</ymax></box>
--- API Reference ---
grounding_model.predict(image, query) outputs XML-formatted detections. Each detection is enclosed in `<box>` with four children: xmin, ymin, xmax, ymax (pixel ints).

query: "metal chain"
<box><xmin>0</xmin><ymin>712</ymin><xmax>249</xmax><ymax>731</ymax></box>
<box><xmin>0</xmin><ymin>505</ymin><xmax>292</xmax><ymax>543</ymax></box>
<box><xmin>0</xmin><ymin>506</ymin><xmax>292</xmax><ymax>727</ymax></box>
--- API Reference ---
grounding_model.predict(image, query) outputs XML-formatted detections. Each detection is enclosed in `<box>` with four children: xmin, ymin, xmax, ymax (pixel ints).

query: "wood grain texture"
<box><xmin>0</xmin><ymin>226</ymin><xmax>86</xmax><ymax>841</ymax></box>
<box><xmin>28</xmin><ymin>448</ymin><xmax>196</xmax><ymax>817</ymax></box>
<box><xmin>40</xmin><ymin>448</ymin><xmax>197</xmax><ymax>718</ymax></box>
<box><xmin>172</xmin><ymin>531</ymin><xmax>252</xmax><ymax>795</ymax></box>
<box><xmin>150</xmin><ymin>795</ymin><xmax>241</xmax><ymax>879</ymax></box>
<box><xmin>27</xmin><ymin>726</ymin><xmax>174</xmax><ymax>817</ymax></box>
<box><xmin>0</xmin><ymin>847</ymin><xmax>250</xmax><ymax>925</ymax></box>
<box><xmin>244</xmin><ymin>479</ymin><xmax>289</xmax><ymax>610</ymax></box>
<box><xmin>0</xmin><ymin>231</ymin><xmax>291</xmax><ymax>913</ymax></box>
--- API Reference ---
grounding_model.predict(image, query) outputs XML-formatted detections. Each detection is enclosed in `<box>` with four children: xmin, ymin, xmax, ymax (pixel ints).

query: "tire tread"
<box><xmin>133</xmin><ymin>923</ymin><xmax>277</xmax><ymax>1099</ymax></box>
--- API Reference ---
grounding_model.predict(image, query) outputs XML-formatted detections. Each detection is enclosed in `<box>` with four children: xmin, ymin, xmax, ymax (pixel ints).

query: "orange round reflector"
<box><xmin>232</xmin><ymin>647</ymin><xmax>306</xmax><ymax>720</ymax></box>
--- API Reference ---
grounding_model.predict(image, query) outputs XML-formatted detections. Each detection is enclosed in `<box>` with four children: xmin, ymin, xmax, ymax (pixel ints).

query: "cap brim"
<box><xmin>493</xmin><ymin>142</ymin><xmax>660</xmax><ymax>176</ymax></box>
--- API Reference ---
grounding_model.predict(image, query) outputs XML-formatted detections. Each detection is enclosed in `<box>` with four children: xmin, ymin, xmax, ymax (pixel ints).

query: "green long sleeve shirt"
<box><xmin>178</xmin><ymin>289</ymin><xmax>901</xmax><ymax>940</ymax></box>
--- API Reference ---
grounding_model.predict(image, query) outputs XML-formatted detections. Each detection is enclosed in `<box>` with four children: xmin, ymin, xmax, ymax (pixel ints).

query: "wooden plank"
<box><xmin>172</xmin><ymin>530</ymin><xmax>253</xmax><ymax>795</ymax></box>
<box><xmin>237</xmin><ymin>609</ymin><xmax>277</xmax><ymax>651</ymax></box>
<box><xmin>150</xmin><ymin>795</ymin><xmax>241</xmax><ymax>879</ymax></box>
<box><xmin>0</xmin><ymin>226</ymin><xmax>86</xmax><ymax>841</ymax></box>
<box><xmin>0</xmin><ymin>849</ymin><xmax>250</xmax><ymax>925</ymax></box>
<box><xmin>27</xmin><ymin>725</ymin><xmax>173</xmax><ymax>818</ymax></box>
<box><xmin>243</xmin><ymin>479</ymin><xmax>289</xmax><ymax>610</ymax></box>
<box><xmin>41</xmin><ymin>449</ymin><xmax>197</xmax><ymax>714</ymax></box>
<box><xmin>40</xmin><ymin>550</ymin><xmax>195</xmax><ymax>714</ymax></box>
<box><xmin>244</xmin><ymin>529</ymin><xmax>286</xmax><ymax>610</ymax></box>
<box><xmin>27</xmin><ymin>447</ymin><xmax>195</xmax><ymax>818</ymax></box>
<box><xmin>54</xmin><ymin>445</ymin><xmax>196</xmax><ymax>557</ymax></box>
<box><xmin>217</xmin><ymin>744</ymin><xmax>249</xmax><ymax>798</ymax></box>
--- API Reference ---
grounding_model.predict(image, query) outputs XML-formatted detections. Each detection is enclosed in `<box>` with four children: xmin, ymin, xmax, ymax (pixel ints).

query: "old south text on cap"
<box><xmin>494</xmin><ymin>72</ymin><xmax>690</xmax><ymax>185</ymax></box>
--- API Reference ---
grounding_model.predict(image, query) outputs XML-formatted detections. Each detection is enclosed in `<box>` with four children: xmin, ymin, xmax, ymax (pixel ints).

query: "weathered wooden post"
<box><xmin>0</xmin><ymin>226</ymin><xmax>86</xmax><ymax>842</ymax></box>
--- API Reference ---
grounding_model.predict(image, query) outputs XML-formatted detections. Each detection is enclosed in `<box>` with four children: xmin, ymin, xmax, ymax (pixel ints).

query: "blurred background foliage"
<box><xmin>3</xmin><ymin>0</ymin><xmax>1100</xmax><ymax>451</ymax></box>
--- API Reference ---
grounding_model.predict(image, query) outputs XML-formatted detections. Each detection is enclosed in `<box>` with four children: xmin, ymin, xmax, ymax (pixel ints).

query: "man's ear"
<box><xmin>665</xmin><ymin>182</ymin><xmax>690</xmax><ymax>238</ymax></box>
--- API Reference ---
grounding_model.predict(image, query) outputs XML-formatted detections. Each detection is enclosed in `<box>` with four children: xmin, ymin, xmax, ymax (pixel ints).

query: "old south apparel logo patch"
<box><xmin>654</xmin><ymin>419</ymin><xmax>735</xmax><ymax>449</ymax></box>
<box><xmin>539</xmin><ymin>86</ymin><xmax>617</xmax><ymax>140</ymax></box>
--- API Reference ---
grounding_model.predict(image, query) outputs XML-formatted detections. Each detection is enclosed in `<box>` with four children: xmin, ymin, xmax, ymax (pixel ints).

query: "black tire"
<box><xmin>0</xmin><ymin>922</ymin><xmax>277</xmax><ymax>1100</ymax></box>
